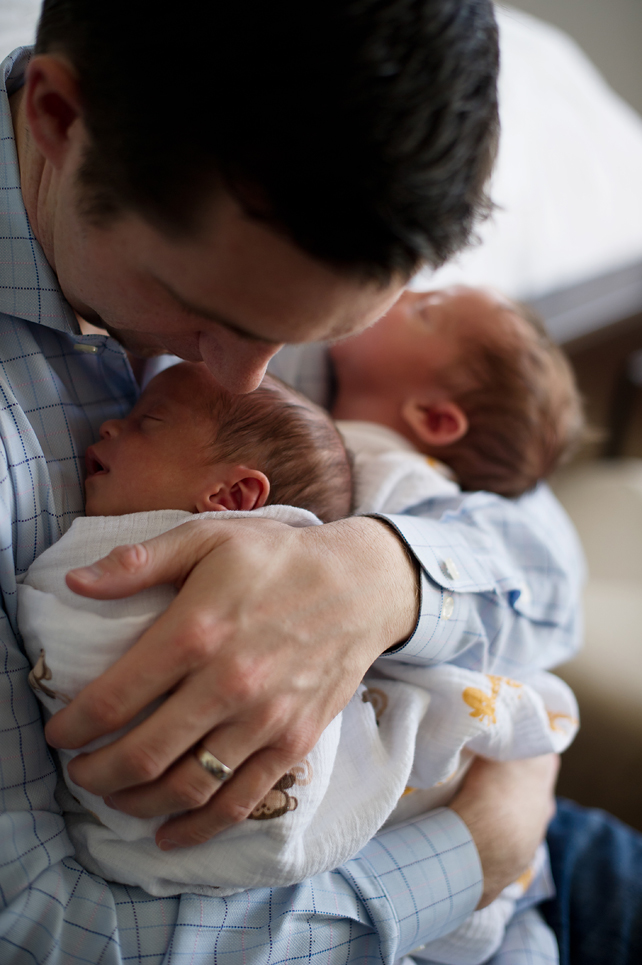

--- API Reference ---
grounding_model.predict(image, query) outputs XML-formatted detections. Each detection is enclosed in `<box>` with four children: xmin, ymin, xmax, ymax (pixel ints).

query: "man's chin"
<box><xmin>102</xmin><ymin>324</ymin><xmax>172</xmax><ymax>359</ymax></box>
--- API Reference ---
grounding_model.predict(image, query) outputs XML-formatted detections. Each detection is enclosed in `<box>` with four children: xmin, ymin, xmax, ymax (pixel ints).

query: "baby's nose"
<box><xmin>99</xmin><ymin>418</ymin><xmax>122</xmax><ymax>440</ymax></box>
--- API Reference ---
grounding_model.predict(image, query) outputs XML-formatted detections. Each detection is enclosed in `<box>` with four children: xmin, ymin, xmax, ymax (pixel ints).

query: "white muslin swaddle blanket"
<box><xmin>19</xmin><ymin>432</ymin><xmax>578</xmax><ymax>964</ymax></box>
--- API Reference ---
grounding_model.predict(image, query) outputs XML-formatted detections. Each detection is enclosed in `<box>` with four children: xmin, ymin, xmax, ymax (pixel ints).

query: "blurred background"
<box><xmin>414</xmin><ymin>0</ymin><xmax>642</xmax><ymax>831</ymax></box>
<box><xmin>1</xmin><ymin>1</ymin><xmax>641</xmax><ymax>827</ymax></box>
<box><xmin>509</xmin><ymin>0</ymin><xmax>642</xmax><ymax>116</ymax></box>
<box><xmin>505</xmin><ymin>0</ymin><xmax>642</xmax><ymax>831</ymax></box>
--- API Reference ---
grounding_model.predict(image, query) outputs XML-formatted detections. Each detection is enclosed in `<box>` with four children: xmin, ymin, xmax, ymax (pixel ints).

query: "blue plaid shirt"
<box><xmin>0</xmin><ymin>48</ymin><xmax>583</xmax><ymax>964</ymax></box>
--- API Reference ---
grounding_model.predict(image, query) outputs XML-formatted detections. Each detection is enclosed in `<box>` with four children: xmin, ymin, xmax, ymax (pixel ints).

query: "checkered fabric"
<box><xmin>486</xmin><ymin>908</ymin><xmax>560</xmax><ymax>965</ymax></box>
<box><xmin>0</xmin><ymin>46</ymin><xmax>583</xmax><ymax>964</ymax></box>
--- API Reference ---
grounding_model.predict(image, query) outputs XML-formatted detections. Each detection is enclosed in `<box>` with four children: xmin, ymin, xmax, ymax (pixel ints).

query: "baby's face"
<box><xmin>330</xmin><ymin>286</ymin><xmax>518</xmax><ymax>401</ymax></box>
<box><xmin>84</xmin><ymin>363</ymin><xmax>221</xmax><ymax>516</ymax></box>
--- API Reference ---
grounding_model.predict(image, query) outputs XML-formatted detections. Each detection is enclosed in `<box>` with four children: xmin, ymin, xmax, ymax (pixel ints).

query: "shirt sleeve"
<box><xmin>377</xmin><ymin>482</ymin><xmax>585</xmax><ymax>677</ymax></box>
<box><xmin>0</xmin><ymin>611</ymin><xmax>482</xmax><ymax>964</ymax></box>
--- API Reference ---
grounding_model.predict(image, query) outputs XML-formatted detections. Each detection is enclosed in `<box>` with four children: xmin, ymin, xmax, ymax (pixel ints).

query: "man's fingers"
<box><xmin>105</xmin><ymin>734</ymin><xmax>249</xmax><ymax>819</ymax></box>
<box><xmin>70</xmin><ymin>702</ymin><xmax>272</xmax><ymax>801</ymax></box>
<box><xmin>106</xmin><ymin>749</ymin><xmax>234</xmax><ymax>819</ymax></box>
<box><xmin>45</xmin><ymin>516</ymin><xmax>412</xmax><ymax>843</ymax></box>
<box><xmin>64</xmin><ymin>518</ymin><xmax>228</xmax><ymax>599</ymax></box>
<box><xmin>99</xmin><ymin>712</ymin><xmax>313</xmax><ymax>819</ymax></box>
<box><xmin>45</xmin><ymin>599</ymin><xmax>231</xmax><ymax>750</ymax></box>
<box><xmin>154</xmin><ymin>748</ymin><xmax>300</xmax><ymax>849</ymax></box>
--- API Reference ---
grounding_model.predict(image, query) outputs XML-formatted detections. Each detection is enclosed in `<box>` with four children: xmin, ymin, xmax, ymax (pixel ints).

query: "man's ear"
<box><xmin>401</xmin><ymin>398</ymin><xmax>468</xmax><ymax>448</ymax></box>
<box><xmin>195</xmin><ymin>468</ymin><xmax>270</xmax><ymax>513</ymax></box>
<box><xmin>23</xmin><ymin>55</ymin><xmax>84</xmax><ymax>169</ymax></box>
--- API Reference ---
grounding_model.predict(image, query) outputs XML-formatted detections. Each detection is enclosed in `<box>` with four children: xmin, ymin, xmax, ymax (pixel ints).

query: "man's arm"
<box><xmin>44</xmin><ymin>478</ymin><xmax>582</xmax><ymax>848</ymax></box>
<box><xmin>46</xmin><ymin>514</ymin><xmax>418</xmax><ymax>844</ymax></box>
<box><xmin>0</xmin><ymin>608</ymin><xmax>558</xmax><ymax>962</ymax></box>
<box><xmin>2</xmin><ymin>605</ymin><xmax>485</xmax><ymax>963</ymax></box>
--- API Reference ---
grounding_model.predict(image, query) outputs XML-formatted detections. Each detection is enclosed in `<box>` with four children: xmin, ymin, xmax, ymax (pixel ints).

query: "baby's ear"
<box><xmin>196</xmin><ymin>469</ymin><xmax>270</xmax><ymax>513</ymax></box>
<box><xmin>401</xmin><ymin>399</ymin><xmax>468</xmax><ymax>448</ymax></box>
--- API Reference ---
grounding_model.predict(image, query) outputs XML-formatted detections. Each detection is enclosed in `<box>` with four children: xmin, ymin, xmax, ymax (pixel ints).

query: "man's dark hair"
<box><xmin>36</xmin><ymin>0</ymin><xmax>499</xmax><ymax>280</ymax></box>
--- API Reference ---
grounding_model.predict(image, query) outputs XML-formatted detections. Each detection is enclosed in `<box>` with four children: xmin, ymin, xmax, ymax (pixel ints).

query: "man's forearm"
<box><xmin>449</xmin><ymin>755</ymin><xmax>559</xmax><ymax>910</ymax></box>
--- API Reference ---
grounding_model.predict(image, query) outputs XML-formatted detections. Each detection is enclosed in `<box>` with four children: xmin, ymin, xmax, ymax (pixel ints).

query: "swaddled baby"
<box><xmin>20</xmin><ymin>356</ymin><xmax>578</xmax><ymax>965</ymax></box>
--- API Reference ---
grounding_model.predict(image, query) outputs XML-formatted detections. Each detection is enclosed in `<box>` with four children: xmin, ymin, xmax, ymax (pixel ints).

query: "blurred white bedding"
<box><xmin>3</xmin><ymin>1</ymin><xmax>642</xmax><ymax>342</ymax></box>
<box><xmin>0</xmin><ymin>0</ymin><xmax>39</xmax><ymax>55</ymax></box>
<box><xmin>413</xmin><ymin>6</ymin><xmax>642</xmax><ymax>315</ymax></box>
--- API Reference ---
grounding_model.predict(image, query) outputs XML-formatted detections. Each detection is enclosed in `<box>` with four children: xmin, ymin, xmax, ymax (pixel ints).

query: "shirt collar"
<box><xmin>0</xmin><ymin>48</ymin><xmax>80</xmax><ymax>336</ymax></box>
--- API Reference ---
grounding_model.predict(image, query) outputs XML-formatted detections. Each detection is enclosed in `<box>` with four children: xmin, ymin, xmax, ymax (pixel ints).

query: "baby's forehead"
<box><xmin>142</xmin><ymin>363</ymin><xmax>220</xmax><ymax>408</ymax></box>
<box><xmin>404</xmin><ymin>285</ymin><xmax>519</xmax><ymax>333</ymax></box>
<box><xmin>142</xmin><ymin>364</ymin><xmax>305</xmax><ymax>430</ymax></box>
<box><xmin>450</xmin><ymin>289</ymin><xmax>530</xmax><ymax>348</ymax></box>
<box><xmin>447</xmin><ymin>286</ymin><xmax>516</xmax><ymax>324</ymax></box>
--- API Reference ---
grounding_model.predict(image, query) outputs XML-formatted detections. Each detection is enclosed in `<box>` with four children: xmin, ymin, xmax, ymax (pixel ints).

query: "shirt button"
<box><xmin>442</xmin><ymin>594</ymin><xmax>454</xmax><ymax>620</ymax></box>
<box><xmin>74</xmin><ymin>342</ymin><xmax>100</xmax><ymax>354</ymax></box>
<box><xmin>441</xmin><ymin>557</ymin><xmax>460</xmax><ymax>580</ymax></box>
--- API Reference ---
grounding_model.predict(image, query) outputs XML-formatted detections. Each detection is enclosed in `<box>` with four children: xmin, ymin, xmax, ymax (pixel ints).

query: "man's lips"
<box><xmin>85</xmin><ymin>446</ymin><xmax>108</xmax><ymax>478</ymax></box>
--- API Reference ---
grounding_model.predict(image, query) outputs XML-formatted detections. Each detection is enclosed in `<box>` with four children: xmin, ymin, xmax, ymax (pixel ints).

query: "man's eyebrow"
<box><xmin>156</xmin><ymin>278</ymin><xmax>282</xmax><ymax>345</ymax></box>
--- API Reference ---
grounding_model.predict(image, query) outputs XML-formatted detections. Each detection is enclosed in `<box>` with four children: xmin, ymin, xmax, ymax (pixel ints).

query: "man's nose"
<box><xmin>199</xmin><ymin>333</ymin><xmax>284</xmax><ymax>394</ymax></box>
<box><xmin>99</xmin><ymin>418</ymin><xmax>123</xmax><ymax>440</ymax></box>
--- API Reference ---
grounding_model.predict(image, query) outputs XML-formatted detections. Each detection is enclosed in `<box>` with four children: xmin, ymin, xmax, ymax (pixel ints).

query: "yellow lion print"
<box><xmin>462</xmin><ymin>674</ymin><xmax>522</xmax><ymax>725</ymax></box>
<box><xmin>547</xmin><ymin>710</ymin><xmax>578</xmax><ymax>732</ymax></box>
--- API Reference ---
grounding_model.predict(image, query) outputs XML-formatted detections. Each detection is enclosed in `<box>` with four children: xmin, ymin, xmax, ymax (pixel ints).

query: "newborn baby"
<box><xmin>20</xmin><ymin>355</ymin><xmax>577</xmax><ymax>965</ymax></box>
<box><xmin>83</xmin><ymin>360</ymin><xmax>351</xmax><ymax>521</ymax></box>
<box><xmin>331</xmin><ymin>285</ymin><xmax>583</xmax><ymax>510</ymax></box>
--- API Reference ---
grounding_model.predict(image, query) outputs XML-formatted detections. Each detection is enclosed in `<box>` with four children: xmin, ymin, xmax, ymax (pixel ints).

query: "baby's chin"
<box><xmin>84</xmin><ymin>502</ymin><xmax>140</xmax><ymax>517</ymax></box>
<box><xmin>84</xmin><ymin>474</ymin><xmax>143</xmax><ymax>517</ymax></box>
<box><xmin>84</xmin><ymin>490</ymin><xmax>196</xmax><ymax>517</ymax></box>
<box><xmin>83</xmin><ymin>496</ymin><xmax>109</xmax><ymax>517</ymax></box>
<box><xmin>83</xmin><ymin>487</ymin><xmax>132</xmax><ymax>518</ymax></box>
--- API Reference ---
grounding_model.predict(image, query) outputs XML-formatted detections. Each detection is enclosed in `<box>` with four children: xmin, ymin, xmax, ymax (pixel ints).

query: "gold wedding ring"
<box><xmin>194</xmin><ymin>745</ymin><xmax>235</xmax><ymax>783</ymax></box>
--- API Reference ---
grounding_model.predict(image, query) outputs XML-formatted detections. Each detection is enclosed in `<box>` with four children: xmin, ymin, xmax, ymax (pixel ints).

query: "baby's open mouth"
<box><xmin>85</xmin><ymin>447</ymin><xmax>108</xmax><ymax>477</ymax></box>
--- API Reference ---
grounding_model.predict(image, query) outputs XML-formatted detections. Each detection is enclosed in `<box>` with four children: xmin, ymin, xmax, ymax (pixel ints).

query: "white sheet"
<box><xmin>0</xmin><ymin>0</ymin><xmax>40</xmax><ymax>56</ymax></box>
<box><xmin>412</xmin><ymin>6</ymin><xmax>642</xmax><ymax>303</ymax></box>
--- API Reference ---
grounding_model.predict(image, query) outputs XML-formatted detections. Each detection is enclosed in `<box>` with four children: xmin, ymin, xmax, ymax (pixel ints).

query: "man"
<box><xmin>0</xmin><ymin>1</ymin><xmax>596</xmax><ymax>962</ymax></box>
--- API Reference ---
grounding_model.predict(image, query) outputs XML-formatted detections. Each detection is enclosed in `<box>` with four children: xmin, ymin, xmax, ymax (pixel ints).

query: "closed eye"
<box><xmin>138</xmin><ymin>413</ymin><xmax>165</xmax><ymax>427</ymax></box>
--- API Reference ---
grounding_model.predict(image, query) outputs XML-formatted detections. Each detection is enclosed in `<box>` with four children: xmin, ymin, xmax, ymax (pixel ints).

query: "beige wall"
<box><xmin>502</xmin><ymin>0</ymin><xmax>642</xmax><ymax>116</ymax></box>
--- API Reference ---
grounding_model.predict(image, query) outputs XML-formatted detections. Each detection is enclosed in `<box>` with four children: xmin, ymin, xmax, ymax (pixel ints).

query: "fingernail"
<box><xmin>69</xmin><ymin>564</ymin><xmax>104</xmax><ymax>583</ymax></box>
<box><xmin>104</xmin><ymin>796</ymin><xmax>116</xmax><ymax>810</ymax></box>
<box><xmin>44</xmin><ymin>727</ymin><xmax>62</xmax><ymax>749</ymax></box>
<box><xmin>158</xmin><ymin>839</ymin><xmax>178</xmax><ymax>852</ymax></box>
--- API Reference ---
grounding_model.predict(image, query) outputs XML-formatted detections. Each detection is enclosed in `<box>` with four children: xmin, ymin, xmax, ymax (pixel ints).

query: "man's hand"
<box><xmin>449</xmin><ymin>754</ymin><xmax>560</xmax><ymax>908</ymax></box>
<box><xmin>45</xmin><ymin>515</ymin><xmax>418</xmax><ymax>849</ymax></box>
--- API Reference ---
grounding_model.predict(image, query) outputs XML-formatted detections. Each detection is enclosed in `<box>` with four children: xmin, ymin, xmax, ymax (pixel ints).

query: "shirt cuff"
<box><xmin>340</xmin><ymin>807</ymin><xmax>483</xmax><ymax>960</ymax></box>
<box><xmin>373</xmin><ymin>513</ymin><xmax>475</xmax><ymax>663</ymax></box>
